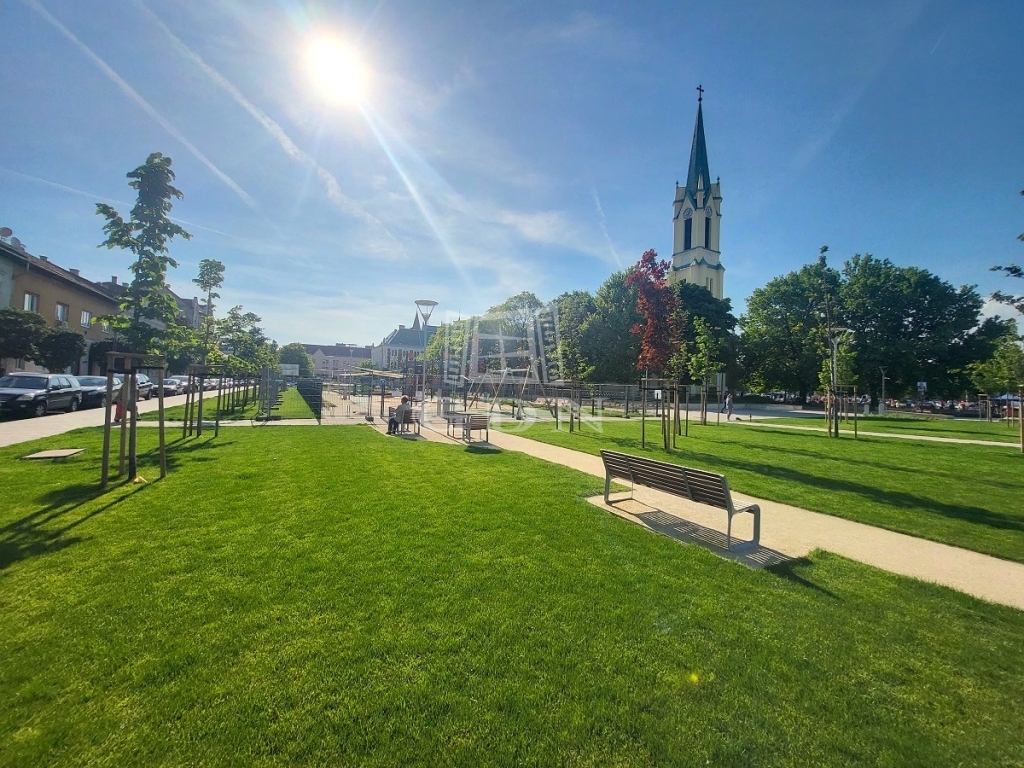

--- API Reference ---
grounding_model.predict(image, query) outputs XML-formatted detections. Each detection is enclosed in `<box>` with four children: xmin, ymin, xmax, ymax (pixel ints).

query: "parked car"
<box><xmin>161</xmin><ymin>377</ymin><xmax>185</xmax><ymax>396</ymax></box>
<box><xmin>76</xmin><ymin>375</ymin><xmax>123</xmax><ymax>409</ymax></box>
<box><xmin>168</xmin><ymin>375</ymin><xmax>194</xmax><ymax>393</ymax></box>
<box><xmin>135</xmin><ymin>374</ymin><xmax>154</xmax><ymax>400</ymax></box>
<box><xmin>0</xmin><ymin>373</ymin><xmax>82</xmax><ymax>417</ymax></box>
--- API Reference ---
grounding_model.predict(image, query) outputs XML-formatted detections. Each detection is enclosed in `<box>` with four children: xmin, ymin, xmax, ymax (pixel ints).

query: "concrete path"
<box><xmin>4</xmin><ymin>402</ymin><xmax>1022</xmax><ymax>610</ymax></box>
<box><xmin>0</xmin><ymin>391</ymin><xmax>226</xmax><ymax>448</ymax></box>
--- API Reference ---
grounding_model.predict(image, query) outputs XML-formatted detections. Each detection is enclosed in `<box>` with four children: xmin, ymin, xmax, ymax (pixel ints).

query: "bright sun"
<box><xmin>305</xmin><ymin>35</ymin><xmax>367</xmax><ymax>106</ymax></box>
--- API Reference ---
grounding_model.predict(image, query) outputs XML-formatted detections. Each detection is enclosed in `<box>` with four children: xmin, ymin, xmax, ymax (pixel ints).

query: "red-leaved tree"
<box><xmin>624</xmin><ymin>250</ymin><xmax>679</xmax><ymax>375</ymax></box>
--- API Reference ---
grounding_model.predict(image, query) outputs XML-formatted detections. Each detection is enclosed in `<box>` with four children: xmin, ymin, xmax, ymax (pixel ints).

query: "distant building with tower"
<box><xmin>670</xmin><ymin>87</ymin><xmax>724</xmax><ymax>299</ymax></box>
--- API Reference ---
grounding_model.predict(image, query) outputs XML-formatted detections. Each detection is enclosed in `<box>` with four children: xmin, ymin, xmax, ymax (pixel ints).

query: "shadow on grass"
<box><xmin>765</xmin><ymin>557</ymin><xmax>840</xmax><ymax>599</ymax></box>
<box><xmin>1</xmin><ymin>482</ymin><xmax>148</xmax><ymax>570</ymax></box>
<box><xmin>544</xmin><ymin>429</ymin><xmax>1024</xmax><ymax>534</ymax></box>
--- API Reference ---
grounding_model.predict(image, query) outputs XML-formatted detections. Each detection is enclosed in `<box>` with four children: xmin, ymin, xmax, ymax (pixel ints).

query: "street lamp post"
<box><xmin>879</xmin><ymin>367</ymin><xmax>888</xmax><ymax>416</ymax></box>
<box><xmin>414</xmin><ymin>299</ymin><xmax>437</xmax><ymax>424</ymax></box>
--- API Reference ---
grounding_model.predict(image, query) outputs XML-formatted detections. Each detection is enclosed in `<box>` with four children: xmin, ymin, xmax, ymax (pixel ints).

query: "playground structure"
<box><xmin>101</xmin><ymin>352</ymin><xmax>167</xmax><ymax>487</ymax></box>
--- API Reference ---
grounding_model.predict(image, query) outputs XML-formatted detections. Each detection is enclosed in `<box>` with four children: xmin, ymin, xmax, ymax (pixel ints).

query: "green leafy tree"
<box><xmin>967</xmin><ymin>323</ymin><xmax>1024</xmax><ymax>396</ymax></box>
<box><xmin>193</xmin><ymin>259</ymin><xmax>225</xmax><ymax>363</ymax></box>
<box><xmin>554</xmin><ymin>290</ymin><xmax>596</xmax><ymax>381</ymax></box>
<box><xmin>480</xmin><ymin>292</ymin><xmax>544</xmax><ymax>372</ymax></box>
<box><xmin>424</xmin><ymin>319</ymin><xmax>469</xmax><ymax>380</ymax></box>
<box><xmin>687</xmin><ymin>317</ymin><xmax>725</xmax><ymax>425</ymax></box>
<box><xmin>671</xmin><ymin>281</ymin><xmax>738</xmax><ymax>384</ymax></box>
<box><xmin>96</xmin><ymin>153</ymin><xmax>192</xmax><ymax>354</ymax></box>
<box><xmin>0</xmin><ymin>308</ymin><xmax>47</xmax><ymax>370</ymax></box>
<box><xmin>989</xmin><ymin>188</ymin><xmax>1024</xmax><ymax>314</ymax></box>
<box><xmin>35</xmin><ymin>328</ymin><xmax>87</xmax><ymax>374</ymax></box>
<box><xmin>279</xmin><ymin>342</ymin><xmax>316</xmax><ymax>377</ymax></box>
<box><xmin>217</xmin><ymin>305</ymin><xmax>275</xmax><ymax>373</ymax></box>
<box><xmin>578</xmin><ymin>269</ymin><xmax>641</xmax><ymax>383</ymax></box>
<box><xmin>740</xmin><ymin>253</ymin><xmax>840</xmax><ymax>399</ymax></box>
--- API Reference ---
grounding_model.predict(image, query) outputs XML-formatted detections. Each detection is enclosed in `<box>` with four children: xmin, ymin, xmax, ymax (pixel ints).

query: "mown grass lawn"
<box><xmin>495</xmin><ymin>418</ymin><xmax>1024</xmax><ymax>563</ymax></box>
<box><xmin>2</xmin><ymin>426</ymin><xmax>1023</xmax><ymax>766</ymax></box>
<box><xmin>143</xmin><ymin>386</ymin><xmax>316</xmax><ymax>422</ymax></box>
<box><xmin>759</xmin><ymin>414</ymin><xmax>1021</xmax><ymax>443</ymax></box>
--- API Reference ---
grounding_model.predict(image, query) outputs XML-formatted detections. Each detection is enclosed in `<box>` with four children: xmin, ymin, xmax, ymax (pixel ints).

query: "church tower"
<box><xmin>670</xmin><ymin>88</ymin><xmax>724</xmax><ymax>299</ymax></box>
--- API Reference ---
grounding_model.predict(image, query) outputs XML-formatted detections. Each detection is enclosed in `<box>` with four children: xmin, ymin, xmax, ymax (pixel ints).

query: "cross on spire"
<box><xmin>696</xmin><ymin>84</ymin><xmax>704</xmax><ymax>103</ymax></box>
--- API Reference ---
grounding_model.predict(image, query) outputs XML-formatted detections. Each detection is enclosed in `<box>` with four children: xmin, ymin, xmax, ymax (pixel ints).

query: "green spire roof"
<box><xmin>685</xmin><ymin>101</ymin><xmax>711</xmax><ymax>205</ymax></box>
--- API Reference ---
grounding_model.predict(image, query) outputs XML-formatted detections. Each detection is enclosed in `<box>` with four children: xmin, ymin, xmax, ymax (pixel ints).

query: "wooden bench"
<box><xmin>388</xmin><ymin>407</ymin><xmax>421</xmax><ymax>435</ymax></box>
<box><xmin>600</xmin><ymin>450</ymin><xmax>760</xmax><ymax>550</ymax></box>
<box><xmin>463</xmin><ymin>414</ymin><xmax>490</xmax><ymax>443</ymax></box>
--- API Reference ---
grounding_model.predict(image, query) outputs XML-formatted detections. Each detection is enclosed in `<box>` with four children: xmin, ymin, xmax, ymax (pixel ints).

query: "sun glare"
<box><xmin>305</xmin><ymin>35</ymin><xmax>367</xmax><ymax>106</ymax></box>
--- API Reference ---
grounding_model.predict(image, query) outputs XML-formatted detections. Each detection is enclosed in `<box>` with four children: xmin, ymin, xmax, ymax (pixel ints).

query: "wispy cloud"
<box><xmin>134</xmin><ymin>0</ymin><xmax>406</xmax><ymax>259</ymax></box>
<box><xmin>21</xmin><ymin>0</ymin><xmax>260</xmax><ymax>213</ymax></box>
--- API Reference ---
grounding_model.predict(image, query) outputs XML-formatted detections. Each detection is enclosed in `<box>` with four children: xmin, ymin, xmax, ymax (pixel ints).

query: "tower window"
<box><xmin>684</xmin><ymin>218</ymin><xmax>692</xmax><ymax>250</ymax></box>
<box><xmin>704</xmin><ymin>218</ymin><xmax>711</xmax><ymax>248</ymax></box>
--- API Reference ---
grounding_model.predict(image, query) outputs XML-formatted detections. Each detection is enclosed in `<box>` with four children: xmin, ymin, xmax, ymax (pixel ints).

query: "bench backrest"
<box><xmin>600</xmin><ymin>449</ymin><xmax>730</xmax><ymax>510</ymax></box>
<box><xmin>467</xmin><ymin>415</ymin><xmax>489</xmax><ymax>429</ymax></box>
<box><xmin>600</xmin><ymin>450</ymin><xmax>632</xmax><ymax>481</ymax></box>
<box><xmin>682</xmin><ymin>467</ymin><xmax>729</xmax><ymax>510</ymax></box>
<box><xmin>627</xmin><ymin>455</ymin><xmax>691</xmax><ymax>499</ymax></box>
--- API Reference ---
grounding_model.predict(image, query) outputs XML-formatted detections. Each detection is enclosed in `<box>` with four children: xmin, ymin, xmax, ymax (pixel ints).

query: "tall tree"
<box><xmin>220</xmin><ymin>306</ymin><xmax>275</xmax><ymax>371</ymax></box>
<box><xmin>96</xmin><ymin>153</ymin><xmax>192</xmax><ymax>353</ymax></box>
<box><xmin>967</xmin><ymin>323</ymin><xmax>1024</xmax><ymax>396</ymax></box>
<box><xmin>687</xmin><ymin>317</ymin><xmax>726</xmax><ymax>424</ymax></box>
<box><xmin>578</xmin><ymin>269</ymin><xmax>642</xmax><ymax>383</ymax></box>
<box><xmin>740</xmin><ymin>253</ymin><xmax>839</xmax><ymax>399</ymax></box>
<box><xmin>193</xmin><ymin>259</ymin><xmax>225</xmax><ymax>363</ymax></box>
<box><xmin>35</xmin><ymin>328</ymin><xmax>87</xmax><ymax>374</ymax></box>
<box><xmin>0</xmin><ymin>308</ymin><xmax>47</xmax><ymax>371</ymax></box>
<box><xmin>624</xmin><ymin>250</ymin><xmax>678</xmax><ymax>376</ymax></box>
<box><xmin>279</xmin><ymin>342</ymin><xmax>316</xmax><ymax>377</ymax></box>
<box><xmin>554</xmin><ymin>290</ymin><xmax>596</xmax><ymax>381</ymax></box>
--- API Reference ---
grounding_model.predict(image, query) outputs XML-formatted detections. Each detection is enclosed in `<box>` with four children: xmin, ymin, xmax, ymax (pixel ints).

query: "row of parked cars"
<box><xmin>0</xmin><ymin>372</ymin><xmax>197</xmax><ymax>418</ymax></box>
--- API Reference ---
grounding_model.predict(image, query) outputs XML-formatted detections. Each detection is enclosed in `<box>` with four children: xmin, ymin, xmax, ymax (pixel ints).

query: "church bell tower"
<box><xmin>670</xmin><ymin>86</ymin><xmax>724</xmax><ymax>299</ymax></box>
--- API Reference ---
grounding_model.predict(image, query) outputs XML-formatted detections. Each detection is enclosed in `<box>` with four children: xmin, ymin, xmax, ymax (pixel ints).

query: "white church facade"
<box><xmin>670</xmin><ymin>90</ymin><xmax>724</xmax><ymax>300</ymax></box>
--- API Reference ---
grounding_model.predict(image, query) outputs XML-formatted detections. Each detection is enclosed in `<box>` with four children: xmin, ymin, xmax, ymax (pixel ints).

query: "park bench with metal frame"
<box><xmin>463</xmin><ymin>414</ymin><xmax>490</xmax><ymax>443</ymax></box>
<box><xmin>389</xmin><ymin>407</ymin><xmax>421</xmax><ymax>435</ymax></box>
<box><xmin>600</xmin><ymin>449</ymin><xmax>760</xmax><ymax>550</ymax></box>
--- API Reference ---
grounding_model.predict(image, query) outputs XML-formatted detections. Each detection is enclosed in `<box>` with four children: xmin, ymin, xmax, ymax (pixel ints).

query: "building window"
<box><xmin>24</xmin><ymin>292</ymin><xmax>40</xmax><ymax>312</ymax></box>
<box><xmin>101</xmin><ymin>321</ymin><xmax>111</xmax><ymax>333</ymax></box>
<box><xmin>81</xmin><ymin>310</ymin><xmax>92</xmax><ymax>328</ymax></box>
<box><xmin>684</xmin><ymin>218</ymin><xmax>692</xmax><ymax>250</ymax></box>
<box><xmin>704</xmin><ymin>217</ymin><xmax>711</xmax><ymax>248</ymax></box>
<box><xmin>56</xmin><ymin>303</ymin><xmax>70</xmax><ymax>324</ymax></box>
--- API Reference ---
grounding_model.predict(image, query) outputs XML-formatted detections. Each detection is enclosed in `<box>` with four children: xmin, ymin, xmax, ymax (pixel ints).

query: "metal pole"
<box><xmin>101</xmin><ymin>368</ymin><xmax>114</xmax><ymax>487</ymax></box>
<box><xmin>128</xmin><ymin>371</ymin><xmax>138</xmax><ymax>480</ymax></box>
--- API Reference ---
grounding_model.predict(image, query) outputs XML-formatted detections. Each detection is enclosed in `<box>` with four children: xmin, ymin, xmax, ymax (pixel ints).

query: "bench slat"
<box><xmin>599</xmin><ymin>450</ymin><xmax>760</xmax><ymax>550</ymax></box>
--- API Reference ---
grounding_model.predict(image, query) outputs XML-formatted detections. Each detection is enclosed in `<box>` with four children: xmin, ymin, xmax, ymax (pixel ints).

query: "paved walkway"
<box><xmin>3</xmin><ymin>403</ymin><xmax>1022</xmax><ymax>610</ymax></box>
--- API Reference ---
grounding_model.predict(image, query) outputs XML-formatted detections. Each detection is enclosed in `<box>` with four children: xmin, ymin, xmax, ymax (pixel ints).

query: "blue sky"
<box><xmin>2</xmin><ymin>0</ymin><xmax>1022</xmax><ymax>346</ymax></box>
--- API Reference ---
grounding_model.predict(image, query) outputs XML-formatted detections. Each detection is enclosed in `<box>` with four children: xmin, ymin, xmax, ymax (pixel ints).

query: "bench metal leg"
<box><xmin>727</xmin><ymin>505</ymin><xmax>760</xmax><ymax>550</ymax></box>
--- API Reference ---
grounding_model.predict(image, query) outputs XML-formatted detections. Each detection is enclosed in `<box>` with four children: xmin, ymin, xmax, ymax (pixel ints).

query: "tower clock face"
<box><xmin>705</xmin><ymin>206</ymin><xmax>714</xmax><ymax>217</ymax></box>
<box><xmin>683</xmin><ymin>208</ymin><xmax>693</xmax><ymax>219</ymax></box>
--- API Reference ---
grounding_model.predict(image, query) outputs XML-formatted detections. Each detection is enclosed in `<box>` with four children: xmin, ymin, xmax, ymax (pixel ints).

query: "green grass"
<box><xmin>758</xmin><ymin>414</ymin><xmax>1022</xmax><ymax>443</ymax></box>
<box><xmin>1</xmin><ymin>426</ymin><xmax>1023</xmax><ymax>765</ymax></box>
<box><xmin>495</xmin><ymin>418</ymin><xmax>1024</xmax><ymax>563</ymax></box>
<box><xmin>143</xmin><ymin>386</ymin><xmax>316</xmax><ymax>422</ymax></box>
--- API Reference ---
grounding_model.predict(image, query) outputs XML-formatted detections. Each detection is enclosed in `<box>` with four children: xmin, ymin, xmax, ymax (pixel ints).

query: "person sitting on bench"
<box><xmin>387</xmin><ymin>396</ymin><xmax>411</xmax><ymax>435</ymax></box>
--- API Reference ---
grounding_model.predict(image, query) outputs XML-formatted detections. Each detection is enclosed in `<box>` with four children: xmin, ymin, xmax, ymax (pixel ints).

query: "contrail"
<box><xmin>135</xmin><ymin>0</ymin><xmax>405</xmax><ymax>254</ymax></box>
<box><xmin>0</xmin><ymin>165</ymin><xmax>255</xmax><ymax>241</ymax></box>
<box><xmin>591</xmin><ymin>187</ymin><xmax>622</xmax><ymax>268</ymax></box>
<box><xmin>22</xmin><ymin>0</ymin><xmax>260</xmax><ymax>213</ymax></box>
